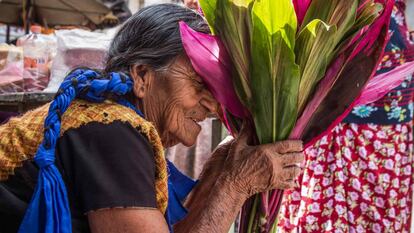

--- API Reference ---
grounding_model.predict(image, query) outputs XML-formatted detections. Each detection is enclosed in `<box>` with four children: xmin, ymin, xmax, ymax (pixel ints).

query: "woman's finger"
<box><xmin>276</xmin><ymin>181</ymin><xmax>296</xmax><ymax>190</ymax></box>
<box><xmin>280</xmin><ymin>152</ymin><xmax>304</xmax><ymax>167</ymax></box>
<box><xmin>259</xmin><ymin>140</ymin><xmax>303</xmax><ymax>154</ymax></box>
<box><xmin>232</xmin><ymin>121</ymin><xmax>254</xmax><ymax>152</ymax></box>
<box><xmin>281</xmin><ymin>166</ymin><xmax>301</xmax><ymax>181</ymax></box>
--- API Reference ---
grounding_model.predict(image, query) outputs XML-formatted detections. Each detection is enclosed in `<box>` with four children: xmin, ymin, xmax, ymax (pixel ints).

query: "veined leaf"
<box><xmin>299</xmin><ymin>27</ymin><xmax>387</xmax><ymax>142</ymax></box>
<box><xmin>334</xmin><ymin>1</ymin><xmax>383</xmax><ymax>56</ymax></box>
<box><xmin>354</xmin><ymin>1</ymin><xmax>383</xmax><ymax>35</ymax></box>
<box><xmin>348</xmin><ymin>0</ymin><xmax>390</xmax><ymax>59</ymax></box>
<box><xmin>200</xmin><ymin>0</ymin><xmax>254</xmax><ymax>34</ymax></box>
<box><xmin>249</xmin><ymin>0</ymin><xmax>299</xmax><ymax>143</ymax></box>
<box><xmin>355</xmin><ymin>61</ymin><xmax>414</xmax><ymax>106</ymax></box>
<box><xmin>301</xmin><ymin>0</ymin><xmax>358</xmax><ymax>49</ymax></box>
<box><xmin>296</xmin><ymin>19</ymin><xmax>337</xmax><ymax>112</ymax></box>
<box><xmin>232</xmin><ymin>0</ymin><xmax>253</xmax><ymax>6</ymax></box>
<box><xmin>179</xmin><ymin>22</ymin><xmax>248</xmax><ymax>118</ymax></box>
<box><xmin>196</xmin><ymin>0</ymin><xmax>394</xmax><ymax>232</ymax></box>
<box><xmin>251</xmin><ymin>0</ymin><xmax>297</xmax><ymax>46</ymax></box>
<box><xmin>199</xmin><ymin>0</ymin><xmax>218</xmax><ymax>34</ymax></box>
<box><xmin>294</xmin><ymin>0</ymin><xmax>359</xmax><ymax>114</ymax></box>
<box><xmin>292</xmin><ymin>0</ymin><xmax>393</xmax><ymax>142</ymax></box>
<box><xmin>214</xmin><ymin>0</ymin><xmax>254</xmax><ymax>104</ymax></box>
<box><xmin>293</xmin><ymin>0</ymin><xmax>312</xmax><ymax>26</ymax></box>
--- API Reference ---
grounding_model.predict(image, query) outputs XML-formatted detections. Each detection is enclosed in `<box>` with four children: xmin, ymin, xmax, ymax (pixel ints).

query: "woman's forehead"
<box><xmin>169</xmin><ymin>55</ymin><xmax>198</xmax><ymax>77</ymax></box>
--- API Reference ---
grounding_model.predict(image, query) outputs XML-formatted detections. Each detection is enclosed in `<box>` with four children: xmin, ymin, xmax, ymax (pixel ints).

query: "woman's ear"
<box><xmin>130</xmin><ymin>64</ymin><xmax>152</xmax><ymax>98</ymax></box>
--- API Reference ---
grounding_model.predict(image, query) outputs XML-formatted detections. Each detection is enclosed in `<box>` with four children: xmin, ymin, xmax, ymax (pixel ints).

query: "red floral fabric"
<box><xmin>277</xmin><ymin>123</ymin><xmax>413</xmax><ymax>233</ymax></box>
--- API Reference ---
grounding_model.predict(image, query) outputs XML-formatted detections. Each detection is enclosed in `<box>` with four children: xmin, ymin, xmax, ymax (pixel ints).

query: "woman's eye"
<box><xmin>196</xmin><ymin>80</ymin><xmax>204</xmax><ymax>86</ymax></box>
<box><xmin>194</xmin><ymin>80</ymin><xmax>205</xmax><ymax>89</ymax></box>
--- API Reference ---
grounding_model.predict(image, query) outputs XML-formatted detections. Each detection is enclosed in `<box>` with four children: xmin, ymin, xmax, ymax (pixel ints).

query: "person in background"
<box><xmin>182</xmin><ymin>0</ymin><xmax>199</xmax><ymax>9</ymax></box>
<box><xmin>278</xmin><ymin>0</ymin><xmax>414</xmax><ymax>232</ymax></box>
<box><xmin>101</xmin><ymin>0</ymin><xmax>132</xmax><ymax>23</ymax></box>
<box><xmin>406</xmin><ymin>0</ymin><xmax>414</xmax><ymax>30</ymax></box>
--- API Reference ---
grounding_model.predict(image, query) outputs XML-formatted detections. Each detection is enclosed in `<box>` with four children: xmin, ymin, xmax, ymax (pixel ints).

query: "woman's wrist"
<box><xmin>189</xmin><ymin>175</ymin><xmax>247</xmax><ymax>233</ymax></box>
<box><xmin>175</xmin><ymin>171</ymin><xmax>248</xmax><ymax>233</ymax></box>
<box><xmin>216</xmin><ymin>173</ymin><xmax>249</xmax><ymax>206</ymax></box>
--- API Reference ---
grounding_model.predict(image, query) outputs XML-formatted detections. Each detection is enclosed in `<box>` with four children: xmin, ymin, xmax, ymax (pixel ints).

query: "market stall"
<box><xmin>0</xmin><ymin>27</ymin><xmax>113</xmax><ymax>108</ymax></box>
<box><xmin>0</xmin><ymin>0</ymin><xmax>126</xmax><ymax>113</ymax></box>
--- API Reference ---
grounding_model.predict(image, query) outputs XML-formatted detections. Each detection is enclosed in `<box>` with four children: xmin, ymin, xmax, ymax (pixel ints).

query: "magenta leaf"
<box><xmin>179</xmin><ymin>21</ymin><xmax>248</xmax><ymax>118</ymax></box>
<box><xmin>349</xmin><ymin>0</ymin><xmax>395</xmax><ymax>60</ymax></box>
<box><xmin>355</xmin><ymin>60</ymin><xmax>414</xmax><ymax>106</ymax></box>
<box><xmin>289</xmin><ymin>54</ymin><xmax>347</xmax><ymax>139</ymax></box>
<box><xmin>293</xmin><ymin>0</ymin><xmax>312</xmax><ymax>25</ymax></box>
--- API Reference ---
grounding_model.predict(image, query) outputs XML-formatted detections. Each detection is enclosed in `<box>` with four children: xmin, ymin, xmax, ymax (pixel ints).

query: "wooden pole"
<box><xmin>6</xmin><ymin>24</ymin><xmax>10</xmax><ymax>43</ymax></box>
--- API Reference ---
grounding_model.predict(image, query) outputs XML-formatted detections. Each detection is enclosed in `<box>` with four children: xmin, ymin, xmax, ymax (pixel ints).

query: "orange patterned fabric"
<box><xmin>0</xmin><ymin>100</ymin><xmax>168</xmax><ymax>214</ymax></box>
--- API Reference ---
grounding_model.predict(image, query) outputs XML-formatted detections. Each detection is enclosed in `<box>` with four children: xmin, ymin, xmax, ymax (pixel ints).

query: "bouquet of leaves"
<box><xmin>180</xmin><ymin>0</ymin><xmax>394</xmax><ymax>232</ymax></box>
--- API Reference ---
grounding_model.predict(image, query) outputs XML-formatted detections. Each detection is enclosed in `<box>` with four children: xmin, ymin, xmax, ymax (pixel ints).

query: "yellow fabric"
<box><xmin>0</xmin><ymin>100</ymin><xmax>168</xmax><ymax>214</ymax></box>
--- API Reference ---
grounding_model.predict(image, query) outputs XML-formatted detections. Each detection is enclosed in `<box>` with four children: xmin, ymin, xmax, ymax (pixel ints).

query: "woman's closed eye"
<box><xmin>192</xmin><ymin>77</ymin><xmax>205</xmax><ymax>90</ymax></box>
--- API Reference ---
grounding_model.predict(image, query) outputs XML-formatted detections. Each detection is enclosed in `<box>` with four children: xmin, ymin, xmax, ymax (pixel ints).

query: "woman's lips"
<box><xmin>188</xmin><ymin>115</ymin><xmax>206</xmax><ymax>123</ymax></box>
<box><xmin>188</xmin><ymin>117</ymin><xmax>203</xmax><ymax>130</ymax></box>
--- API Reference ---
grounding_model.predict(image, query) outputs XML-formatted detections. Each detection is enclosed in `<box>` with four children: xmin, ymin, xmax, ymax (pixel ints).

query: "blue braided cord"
<box><xmin>18</xmin><ymin>68</ymin><xmax>140</xmax><ymax>233</ymax></box>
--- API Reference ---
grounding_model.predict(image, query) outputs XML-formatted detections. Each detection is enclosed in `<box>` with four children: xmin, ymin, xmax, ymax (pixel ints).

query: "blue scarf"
<box><xmin>18</xmin><ymin>68</ymin><xmax>196</xmax><ymax>233</ymax></box>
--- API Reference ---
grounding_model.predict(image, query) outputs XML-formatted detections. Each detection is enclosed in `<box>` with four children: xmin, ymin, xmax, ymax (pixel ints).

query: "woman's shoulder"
<box><xmin>61</xmin><ymin>100</ymin><xmax>152</xmax><ymax>135</ymax></box>
<box><xmin>61</xmin><ymin>100</ymin><xmax>164</xmax><ymax>156</ymax></box>
<box><xmin>60</xmin><ymin>119</ymin><xmax>155</xmax><ymax>156</ymax></box>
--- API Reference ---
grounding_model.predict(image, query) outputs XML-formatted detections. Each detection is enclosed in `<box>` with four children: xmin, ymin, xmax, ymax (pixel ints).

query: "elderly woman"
<box><xmin>0</xmin><ymin>4</ymin><xmax>303</xmax><ymax>233</ymax></box>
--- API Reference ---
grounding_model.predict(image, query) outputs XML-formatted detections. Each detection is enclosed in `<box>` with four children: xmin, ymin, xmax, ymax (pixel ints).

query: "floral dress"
<box><xmin>278</xmin><ymin>1</ymin><xmax>414</xmax><ymax>232</ymax></box>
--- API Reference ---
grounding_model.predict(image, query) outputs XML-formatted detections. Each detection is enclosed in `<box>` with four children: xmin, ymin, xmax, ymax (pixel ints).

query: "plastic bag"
<box><xmin>44</xmin><ymin>29</ymin><xmax>113</xmax><ymax>92</ymax></box>
<box><xmin>17</xmin><ymin>26</ymin><xmax>57</xmax><ymax>92</ymax></box>
<box><xmin>0</xmin><ymin>44</ymin><xmax>24</xmax><ymax>94</ymax></box>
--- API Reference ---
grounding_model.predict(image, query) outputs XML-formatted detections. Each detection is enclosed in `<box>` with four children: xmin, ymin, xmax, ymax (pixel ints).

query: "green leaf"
<box><xmin>356</xmin><ymin>2</ymin><xmax>383</xmax><ymax>28</ymax></box>
<box><xmin>249</xmin><ymin>0</ymin><xmax>300</xmax><ymax>143</ymax></box>
<box><xmin>199</xmin><ymin>0</ymin><xmax>218</xmax><ymax>34</ymax></box>
<box><xmin>296</xmin><ymin>19</ymin><xmax>337</xmax><ymax>112</ymax></box>
<box><xmin>196</xmin><ymin>0</ymin><xmax>391</xmax><ymax>231</ymax></box>
<box><xmin>335</xmin><ymin>1</ymin><xmax>383</xmax><ymax>52</ymax></box>
<box><xmin>301</xmin><ymin>0</ymin><xmax>358</xmax><ymax>48</ymax></box>
<box><xmin>295</xmin><ymin>0</ymin><xmax>359</xmax><ymax>112</ymax></box>
<box><xmin>300</xmin><ymin>21</ymin><xmax>389</xmax><ymax>142</ymax></box>
<box><xmin>213</xmin><ymin>0</ymin><xmax>254</xmax><ymax>104</ymax></box>
<box><xmin>251</xmin><ymin>0</ymin><xmax>297</xmax><ymax>47</ymax></box>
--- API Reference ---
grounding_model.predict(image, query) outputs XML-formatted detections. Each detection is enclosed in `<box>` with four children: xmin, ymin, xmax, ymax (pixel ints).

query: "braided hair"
<box><xmin>18</xmin><ymin>4</ymin><xmax>207</xmax><ymax>233</ymax></box>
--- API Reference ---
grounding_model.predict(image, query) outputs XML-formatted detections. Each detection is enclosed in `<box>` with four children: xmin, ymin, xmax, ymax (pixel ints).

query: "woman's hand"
<box><xmin>175</xmin><ymin>125</ymin><xmax>304</xmax><ymax>233</ymax></box>
<box><xmin>219</xmin><ymin>127</ymin><xmax>304</xmax><ymax>198</ymax></box>
<box><xmin>184</xmin><ymin>138</ymin><xmax>232</xmax><ymax>209</ymax></box>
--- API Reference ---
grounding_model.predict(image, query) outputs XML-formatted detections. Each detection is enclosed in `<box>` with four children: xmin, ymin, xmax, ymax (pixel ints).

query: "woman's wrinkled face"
<box><xmin>132</xmin><ymin>55</ymin><xmax>218</xmax><ymax>148</ymax></box>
